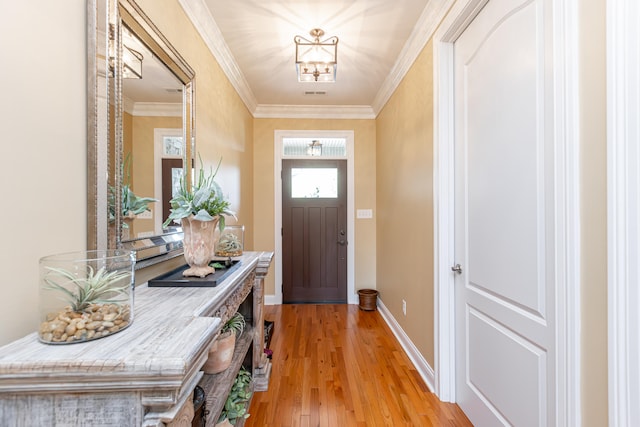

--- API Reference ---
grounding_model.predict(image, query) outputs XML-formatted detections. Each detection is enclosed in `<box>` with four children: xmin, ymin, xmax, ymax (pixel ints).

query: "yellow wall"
<box><xmin>253</xmin><ymin>118</ymin><xmax>377</xmax><ymax>296</ymax></box>
<box><xmin>375</xmin><ymin>41</ymin><xmax>435</xmax><ymax>364</ymax></box>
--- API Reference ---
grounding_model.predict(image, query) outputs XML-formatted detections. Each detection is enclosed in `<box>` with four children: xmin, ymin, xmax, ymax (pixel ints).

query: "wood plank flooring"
<box><xmin>246</xmin><ymin>304</ymin><xmax>472</xmax><ymax>427</ymax></box>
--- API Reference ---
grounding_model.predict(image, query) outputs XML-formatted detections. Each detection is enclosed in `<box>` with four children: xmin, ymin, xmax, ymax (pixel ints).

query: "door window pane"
<box><xmin>171</xmin><ymin>168</ymin><xmax>183</xmax><ymax>198</ymax></box>
<box><xmin>163</xmin><ymin>136</ymin><xmax>183</xmax><ymax>156</ymax></box>
<box><xmin>291</xmin><ymin>168</ymin><xmax>338</xmax><ymax>198</ymax></box>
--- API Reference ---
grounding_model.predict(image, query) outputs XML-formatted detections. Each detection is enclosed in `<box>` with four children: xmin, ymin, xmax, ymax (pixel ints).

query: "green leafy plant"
<box><xmin>218</xmin><ymin>367</ymin><xmax>252</xmax><ymax>425</ymax></box>
<box><xmin>108</xmin><ymin>153</ymin><xmax>157</xmax><ymax>226</ymax></box>
<box><xmin>210</xmin><ymin>262</ymin><xmax>226</xmax><ymax>270</ymax></box>
<box><xmin>221</xmin><ymin>312</ymin><xmax>246</xmax><ymax>337</ymax></box>
<box><xmin>163</xmin><ymin>156</ymin><xmax>236</xmax><ymax>231</ymax></box>
<box><xmin>43</xmin><ymin>266</ymin><xmax>131</xmax><ymax>313</ymax></box>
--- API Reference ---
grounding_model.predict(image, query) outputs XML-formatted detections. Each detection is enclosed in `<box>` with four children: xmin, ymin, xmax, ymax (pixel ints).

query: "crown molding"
<box><xmin>178</xmin><ymin>0</ymin><xmax>257</xmax><ymax>113</ymax></box>
<box><xmin>371</xmin><ymin>0</ymin><xmax>454</xmax><ymax>115</ymax></box>
<box><xmin>131</xmin><ymin>102</ymin><xmax>182</xmax><ymax>117</ymax></box>
<box><xmin>253</xmin><ymin>104</ymin><xmax>376</xmax><ymax>119</ymax></box>
<box><xmin>123</xmin><ymin>95</ymin><xmax>182</xmax><ymax>116</ymax></box>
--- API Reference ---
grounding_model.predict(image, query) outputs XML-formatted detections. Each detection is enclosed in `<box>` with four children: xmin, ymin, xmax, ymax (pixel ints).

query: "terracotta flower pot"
<box><xmin>203</xmin><ymin>331</ymin><xmax>236</xmax><ymax>374</ymax></box>
<box><xmin>182</xmin><ymin>215</ymin><xmax>219</xmax><ymax>277</ymax></box>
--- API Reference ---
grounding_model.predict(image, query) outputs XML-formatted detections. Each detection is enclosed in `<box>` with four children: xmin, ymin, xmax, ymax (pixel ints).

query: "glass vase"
<box><xmin>215</xmin><ymin>225</ymin><xmax>244</xmax><ymax>257</ymax></box>
<box><xmin>38</xmin><ymin>250</ymin><xmax>136</xmax><ymax>344</ymax></box>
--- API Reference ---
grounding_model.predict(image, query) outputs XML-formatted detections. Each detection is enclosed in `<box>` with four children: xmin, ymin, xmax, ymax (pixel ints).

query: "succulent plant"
<box><xmin>43</xmin><ymin>265</ymin><xmax>132</xmax><ymax>313</ymax></box>
<box><xmin>221</xmin><ymin>312</ymin><xmax>245</xmax><ymax>337</ymax></box>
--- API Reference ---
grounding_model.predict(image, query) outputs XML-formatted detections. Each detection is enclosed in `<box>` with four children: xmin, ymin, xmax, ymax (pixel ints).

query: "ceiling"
<box><xmin>179</xmin><ymin>0</ymin><xmax>442</xmax><ymax>119</ymax></box>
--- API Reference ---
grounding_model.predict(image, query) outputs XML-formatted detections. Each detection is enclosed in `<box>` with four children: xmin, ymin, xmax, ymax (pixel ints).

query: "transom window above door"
<box><xmin>282</xmin><ymin>138</ymin><xmax>347</xmax><ymax>157</ymax></box>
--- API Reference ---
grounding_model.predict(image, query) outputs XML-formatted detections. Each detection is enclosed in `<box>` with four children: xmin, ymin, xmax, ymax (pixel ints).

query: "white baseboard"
<box><xmin>264</xmin><ymin>295</ymin><xmax>280</xmax><ymax>305</ymax></box>
<box><xmin>265</xmin><ymin>294</ymin><xmax>358</xmax><ymax>305</ymax></box>
<box><xmin>377</xmin><ymin>299</ymin><xmax>436</xmax><ymax>393</ymax></box>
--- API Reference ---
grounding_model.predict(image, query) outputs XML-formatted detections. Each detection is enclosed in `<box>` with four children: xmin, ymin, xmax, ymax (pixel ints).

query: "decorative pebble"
<box><xmin>38</xmin><ymin>304</ymin><xmax>131</xmax><ymax>344</ymax></box>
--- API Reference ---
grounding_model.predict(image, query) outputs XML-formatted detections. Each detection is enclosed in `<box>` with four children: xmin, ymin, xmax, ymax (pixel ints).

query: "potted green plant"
<box><xmin>163</xmin><ymin>157</ymin><xmax>236</xmax><ymax>277</ymax></box>
<box><xmin>203</xmin><ymin>312</ymin><xmax>245</xmax><ymax>374</ymax></box>
<box><xmin>216</xmin><ymin>367</ymin><xmax>252</xmax><ymax>426</ymax></box>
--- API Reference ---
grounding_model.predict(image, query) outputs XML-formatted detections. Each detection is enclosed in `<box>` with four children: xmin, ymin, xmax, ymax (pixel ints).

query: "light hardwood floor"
<box><xmin>246</xmin><ymin>304</ymin><xmax>472</xmax><ymax>426</ymax></box>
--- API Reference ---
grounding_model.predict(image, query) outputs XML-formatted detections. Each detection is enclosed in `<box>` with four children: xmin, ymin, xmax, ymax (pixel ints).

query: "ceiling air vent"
<box><xmin>303</xmin><ymin>91</ymin><xmax>327</xmax><ymax>96</ymax></box>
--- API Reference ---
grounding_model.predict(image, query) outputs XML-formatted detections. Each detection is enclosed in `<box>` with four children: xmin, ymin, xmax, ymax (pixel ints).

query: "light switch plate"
<box><xmin>137</xmin><ymin>210</ymin><xmax>152</xmax><ymax>219</ymax></box>
<box><xmin>356</xmin><ymin>209</ymin><xmax>373</xmax><ymax>219</ymax></box>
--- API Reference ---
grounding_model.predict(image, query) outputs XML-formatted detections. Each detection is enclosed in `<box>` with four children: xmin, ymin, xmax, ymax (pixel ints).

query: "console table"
<box><xmin>0</xmin><ymin>251</ymin><xmax>273</xmax><ymax>426</ymax></box>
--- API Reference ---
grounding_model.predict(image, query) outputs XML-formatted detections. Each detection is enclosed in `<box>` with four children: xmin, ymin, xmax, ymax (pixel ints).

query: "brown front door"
<box><xmin>282</xmin><ymin>159</ymin><xmax>347</xmax><ymax>303</ymax></box>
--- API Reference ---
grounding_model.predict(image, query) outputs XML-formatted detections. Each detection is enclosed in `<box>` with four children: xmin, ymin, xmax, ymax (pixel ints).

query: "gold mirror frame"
<box><xmin>87</xmin><ymin>0</ymin><xmax>195</xmax><ymax>267</ymax></box>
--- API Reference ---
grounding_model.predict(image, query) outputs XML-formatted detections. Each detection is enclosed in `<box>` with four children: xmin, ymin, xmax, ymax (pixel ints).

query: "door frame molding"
<box><xmin>607</xmin><ymin>0</ymin><xmax>640</xmax><ymax>424</ymax></box>
<box><xmin>432</xmin><ymin>1</ymin><xmax>581</xmax><ymax>425</ymax></box>
<box><xmin>153</xmin><ymin>127</ymin><xmax>183</xmax><ymax>234</ymax></box>
<box><xmin>271</xmin><ymin>130</ymin><xmax>356</xmax><ymax>305</ymax></box>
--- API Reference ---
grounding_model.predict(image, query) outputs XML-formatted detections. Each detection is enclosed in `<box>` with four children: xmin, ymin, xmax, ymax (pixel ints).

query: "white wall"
<box><xmin>0</xmin><ymin>1</ymin><xmax>87</xmax><ymax>344</ymax></box>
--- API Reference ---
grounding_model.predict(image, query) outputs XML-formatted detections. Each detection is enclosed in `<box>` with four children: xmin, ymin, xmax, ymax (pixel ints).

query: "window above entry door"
<box><xmin>282</xmin><ymin>138</ymin><xmax>347</xmax><ymax>158</ymax></box>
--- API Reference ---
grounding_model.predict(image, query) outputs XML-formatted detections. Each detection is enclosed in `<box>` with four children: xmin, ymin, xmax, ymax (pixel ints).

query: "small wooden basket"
<box><xmin>357</xmin><ymin>289</ymin><xmax>379</xmax><ymax>311</ymax></box>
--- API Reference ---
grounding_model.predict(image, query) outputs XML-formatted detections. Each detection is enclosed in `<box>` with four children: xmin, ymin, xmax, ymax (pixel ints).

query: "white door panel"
<box><xmin>454</xmin><ymin>0</ymin><xmax>555</xmax><ymax>425</ymax></box>
<box><xmin>467</xmin><ymin>308</ymin><xmax>547</xmax><ymax>427</ymax></box>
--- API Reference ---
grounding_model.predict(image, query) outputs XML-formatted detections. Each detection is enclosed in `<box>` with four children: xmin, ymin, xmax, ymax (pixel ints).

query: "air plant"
<box><xmin>216</xmin><ymin>232</ymin><xmax>243</xmax><ymax>254</ymax></box>
<box><xmin>43</xmin><ymin>265</ymin><xmax>131</xmax><ymax>313</ymax></box>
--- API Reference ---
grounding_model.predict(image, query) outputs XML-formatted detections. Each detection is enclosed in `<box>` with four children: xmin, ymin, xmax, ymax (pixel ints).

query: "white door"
<box><xmin>454</xmin><ymin>0</ymin><xmax>556</xmax><ymax>425</ymax></box>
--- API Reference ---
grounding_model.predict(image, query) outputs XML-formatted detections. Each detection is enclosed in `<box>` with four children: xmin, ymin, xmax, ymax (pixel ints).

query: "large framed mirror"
<box><xmin>88</xmin><ymin>0</ymin><xmax>195</xmax><ymax>268</ymax></box>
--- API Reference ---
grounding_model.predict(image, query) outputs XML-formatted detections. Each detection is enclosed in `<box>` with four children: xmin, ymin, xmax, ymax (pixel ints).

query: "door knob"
<box><xmin>451</xmin><ymin>264</ymin><xmax>462</xmax><ymax>274</ymax></box>
<box><xmin>337</xmin><ymin>240</ymin><xmax>346</xmax><ymax>246</ymax></box>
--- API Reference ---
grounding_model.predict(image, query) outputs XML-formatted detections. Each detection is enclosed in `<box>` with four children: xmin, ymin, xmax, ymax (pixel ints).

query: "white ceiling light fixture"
<box><xmin>307</xmin><ymin>140</ymin><xmax>323</xmax><ymax>156</ymax></box>
<box><xmin>294</xmin><ymin>28</ymin><xmax>338</xmax><ymax>83</ymax></box>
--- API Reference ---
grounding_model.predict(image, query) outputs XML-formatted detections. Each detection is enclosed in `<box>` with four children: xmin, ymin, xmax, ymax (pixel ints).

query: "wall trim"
<box><xmin>607</xmin><ymin>0</ymin><xmax>640</xmax><ymax>425</ymax></box>
<box><xmin>253</xmin><ymin>104</ymin><xmax>375</xmax><ymax>120</ymax></box>
<box><xmin>377</xmin><ymin>299</ymin><xmax>436</xmax><ymax>392</ymax></box>
<box><xmin>264</xmin><ymin>295</ymin><xmax>279</xmax><ymax>306</ymax></box>
<box><xmin>432</xmin><ymin>0</ymin><xmax>481</xmax><ymax>403</ymax></box>
<box><xmin>130</xmin><ymin>102</ymin><xmax>182</xmax><ymax>117</ymax></box>
<box><xmin>432</xmin><ymin>2</ymin><xmax>581</xmax><ymax>424</ymax></box>
<box><xmin>371</xmin><ymin>0</ymin><xmax>454</xmax><ymax>114</ymax></box>
<box><xmin>177</xmin><ymin>0</ymin><xmax>258</xmax><ymax>113</ymax></box>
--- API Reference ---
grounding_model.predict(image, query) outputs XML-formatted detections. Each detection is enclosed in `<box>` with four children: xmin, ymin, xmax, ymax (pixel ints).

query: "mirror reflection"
<box><xmin>120</xmin><ymin>25</ymin><xmax>184</xmax><ymax>241</ymax></box>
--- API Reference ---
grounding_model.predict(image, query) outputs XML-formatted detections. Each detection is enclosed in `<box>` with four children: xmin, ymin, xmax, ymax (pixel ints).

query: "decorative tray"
<box><xmin>148</xmin><ymin>260</ymin><xmax>242</xmax><ymax>287</ymax></box>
